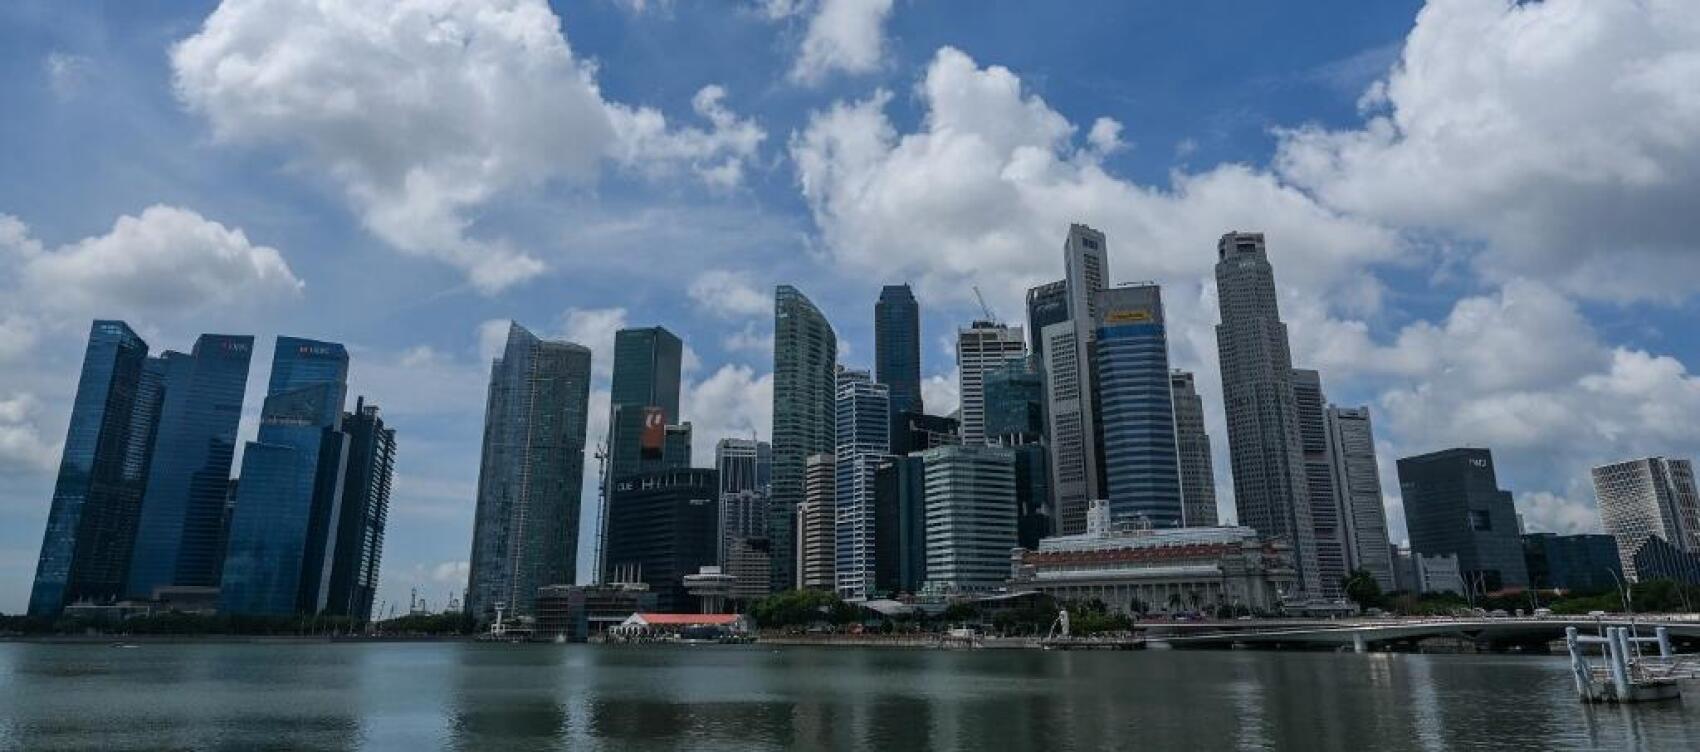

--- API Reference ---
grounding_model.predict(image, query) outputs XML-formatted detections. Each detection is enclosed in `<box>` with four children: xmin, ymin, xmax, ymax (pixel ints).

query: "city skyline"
<box><xmin>5</xmin><ymin>1</ymin><xmax>1700</xmax><ymax>615</ymax></box>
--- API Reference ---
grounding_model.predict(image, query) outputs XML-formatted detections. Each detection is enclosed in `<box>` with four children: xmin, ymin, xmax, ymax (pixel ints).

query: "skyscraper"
<box><xmin>1592</xmin><ymin>456</ymin><xmax>1700</xmax><ymax>581</ymax></box>
<box><xmin>1094</xmin><ymin>284</ymin><xmax>1183</xmax><ymax>528</ymax></box>
<box><xmin>834</xmin><ymin>368</ymin><xmax>889</xmax><ymax>601</ymax></box>
<box><xmin>1293</xmin><ymin>369</ymin><xmax>1347</xmax><ymax>598</ymax></box>
<box><xmin>606</xmin><ymin>326</ymin><xmax>683</xmax><ymax>482</ymax></box>
<box><xmin>1325</xmin><ymin>406</ymin><xmax>1395</xmax><ymax>590</ymax></box>
<box><xmin>1044</xmin><ymin>223</ymin><xmax>1111</xmax><ymax>535</ymax></box>
<box><xmin>1170</xmin><ymin>370</ymin><xmax>1218</xmax><ymax>527</ymax></box>
<box><xmin>321</xmin><ymin>397</ymin><xmax>394</xmax><ymax>621</ymax></box>
<box><xmin>220</xmin><ymin>336</ymin><xmax>350</xmax><ymax>616</ymax></box>
<box><xmin>796</xmin><ymin>454</ymin><xmax>836</xmax><ymax>590</ymax></box>
<box><xmin>921</xmin><ymin>444</ymin><xmax>1018</xmax><ymax>593</ymax></box>
<box><xmin>465</xmin><ymin>322</ymin><xmax>593</xmax><ymax>624</ymax></box>
<box><xmin>873</xmin><ymin>455</ymin><xmax>927</xmax><ymax>594</ymax></box>
<box><xmin>29</xmin><ymin>321</ymin><xmax>164</xmax><ymax>616</ymax></box>
<box><xmin>770</xmin><ymin>285</ymin><xmax>837</xmax><ymax>592</ymax></box>
<box><xmin>1397</xmin><ymin>448</ymin><xmax>1529</xmax><ymax>592</ymax></box>
<box><xmin>985</xmin><ymin>357</ymin><xmax>1051</xmax><ymax>547</ymax></box>
<box><xmin>1024</xmin><ymin>280</ymin><xmax>1068</xmax><ymax>362</ymax></box>
<box><xmin>715</xmin><ymin>438</ymin><xmax>771</xmax><ymax>562</ymax></box>
<box><xmin>126</xmin><ymin>334</ymin><xmax>254</xmax><ymax>600</ymax></box>
<box><xmin>1214</xmin><ymin>231</ymin><xmax>1321</xmax><ymax>597</ymax></box>
<box><xmin>957</xmin><ymin>321</ymin><xmax>1026</xmax><ymax>446</ymax></box>
<box><xmin>875</xmin><ymin>284</ymin><xmax>923</xmax><ymax>425</ymax></box>
<box><xmin>603</xmin><ymin>468</ymin><xmax>720</xmax><ymax>612</ymax></box>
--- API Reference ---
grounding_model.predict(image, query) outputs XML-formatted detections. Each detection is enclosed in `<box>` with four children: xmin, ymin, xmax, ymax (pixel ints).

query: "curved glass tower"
<box><xmin>770</xmin><ymin>285</ymin><xmax>837</xmax><ymax>591</ymax></box>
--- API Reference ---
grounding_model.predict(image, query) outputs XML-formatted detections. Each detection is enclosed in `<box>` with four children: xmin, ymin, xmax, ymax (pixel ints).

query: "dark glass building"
<box><xmin>29</xmin><ymin>321</ymin><xmax>164</xmax><ymax>616</ymax></box>
<box><xmin>607</xmin><ymin>326</ymin><xmax>684</xmax><ymax>482</ymax></box>
<box><xmin>466</xmin><ymin>322</ymin><xmax>593</xmax><ymax>624</ymax></box>
<box><xmin>220</xmin><ymin>337</ymin><xmax>350</xmax><ymax>616</ymax></box>
<box><xmin>982</xmin><ymin>357</ymin><xmax>1045</xmax><ymax>442</ymax></box>
<box><xmin>1397</xmin><ymin>448</ymin><xmax>1530</xmax><ymax>592</ymax></box>
<box><xmin>770</xmin><ymin>285</ymin><xmax>837</xmax><ymax>592</ymax></box>
<box><xmin>126</xmin><ymin>334</ymin><xmax>253</xmax><ymax>600</ymax></box>
<box><xmin>1024</xmin><ymin>280</ymin><xmax>1068</xmax><ymax>363</ymax></box>
<box><xmin>1522</xmin><ymin>533</ymin><xmax>1620</xmax><ymax>593</ymax></box>
<box><xmin>873</xmin><ymin>455</ymin><xmax>927</xmax><ymax>595</ymax></box>
<box><xmin>889</xmin><ymin>411</ymin><xmax>959</xmax><ymax>456</ymax></box>
<box><xmin>603</xmin><ymin>468</ymin><xmax>720</xmax><ymax>612</ymax></box>
<box><xmin>322</xmin><ymin>398</ymin><xmax>395</xmax><ymax>621</ymax></box>
<box><xmin>875</xmin><ymin>284</ymin><xmax>923</xmax><ymax>427</ymax></box>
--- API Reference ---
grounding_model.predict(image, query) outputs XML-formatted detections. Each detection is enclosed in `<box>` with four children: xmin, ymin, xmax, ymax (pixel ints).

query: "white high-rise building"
<box><xmin>1325</xmin><ymin>406</ymin><xmax>1396</xmax><ymax>591</ymax></box>
<box><xmin>1043</xmin><ymin>224</ymin><xmax>1110</xmax><ymax>535</ymax></box>
<box><xmin>921</xmin><ymin>444</ymin><xmax>1017</xmax><ymax>593</ymax></box>
<box><xmin>1593</xmin><ymin>457</ymin><xmax>1700</xmax><ymax>581</ymax></box>
<box><xmin>956</xmin><ymin>322</ymin><xmax>1026</xmax><ymax>446</ymax></box>
<box><xmin>833</xmin><ymin>368</ymin><xmax>889</xmax><ymax>601</ymax></box>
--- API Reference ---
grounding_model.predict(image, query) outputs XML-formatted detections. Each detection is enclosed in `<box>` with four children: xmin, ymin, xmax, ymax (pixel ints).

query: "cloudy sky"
<box><xmin>3</xmin><ymin>0</ymin><xmax>1699</xmax><ymax>615</ymax></box>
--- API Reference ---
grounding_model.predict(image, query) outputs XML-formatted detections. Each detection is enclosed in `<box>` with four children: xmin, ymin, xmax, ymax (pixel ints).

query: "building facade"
<box><xmin>956</xmin><ymin>322</ymin><xmax>1026</xmax><ymax>446</ymax></box>
<box><xmin>1292</xmin><ymin>369</ymin><xmax>1347</xmax><ymax>599</ymax></box>
<box><xmin>1392</xmin><ymin>549</ymin><xmax>1467</xmax><ymax>595</ymax></box>
<box><xmin>796</xmin><ymin>454</ymin><xmax>837</xmax><ymax>590</ymax></box>
<box><xmin>1010</xmin><ymin>501</ymin><xmax>1297</xmax><ymax>616</ymax></box>
<box><xmin>1592</xmin><ymin>456</ymin><xmax>1700</xmax><ymax>582</ymax></box>
<box><xmin>465</xmin><ymin>322</ymin><xmax>593</xmax><ymax>624</ymax></box>
<box><xmin>602</xmin><ymin>468</ymin><xmax>720</xmax><ymax>613</ymax></box>
<box><xmin>770</xmin><ymin>286</ymin><xmax>838</xmax><ymax>592</ymax></box>
<box><xmin>220</xmin><ymin>336</ymin><xmax>351</xmax><ymax>616</ymax></box>
<box><xmin>922</xmin><ymin>444</ymin><xmax>1017</xmax><ymax>593</ymax></box>
<box><xmin>606</xmin><ymin>326</ymin><xmax>684</xmax><ymax>482</ymax></box>
<box><xmin>715</xmin><ymin>438</ymin><xmax>771</xmax><ymax>564</ymax></box>
<box><xmin>874</xmin><ymin>284</ymin><xmax>923</xmax><ymax>428</ymax></box>
<box><xmin>1170</xmin><ymin>370</ymin><xmax>1218</xmax><ymax>527</ymax></box>
<box><xmin>321</xmin><ymin>398</ymin><xmax>395</xmax><ymax>621</ymax></box>
<box><xmin>1043</xmin><ymin>224</ymin><xmax>1111</xmax><ymax>536</ymax></box>
<box><xmin>1214</xmin><ymin>231</ymin><xmax>1321</xmax><ymax>597</ymax></box>
<box><xmin>1324</xmin><ymin>406</ymin><xmax>1396</xmax><ymax>591</ymax></box>
<box><xmin>890</xmin><ymin>411</ymin><xmax>959</xmax><ymax>456</ymax></box>
<box><xmin>1397</xmin><ymin>448</ymin><xmax>1529</xmax><ymax>593</ymax></box>
<box><xmin>30</xmin><ymin>321</ymin><xmax>165</xmax><ymax>616</ymax></box>
<box><xmin>834</xmin><ymin>369</ymin><xmax>890</xmax><ymax>601</ymax></box>
<box><xmin>1522</xmin><ymin>533</ymin><xmax>1621</xmax><ymax>593</ymax></box>
<box><xmin>1024</xmin><ymin>279</ymin><xmax>1069</xmax><ymax>363</ymax></box>
<box><xmin>1094</xmin><ymin>284</ymin><xmax>1184</xmax><ymax>528</ymax></box>
<box><xmin>874</xmin><ymin>455</ymin><xmax>928</xmax><ymax>595</ymax></box>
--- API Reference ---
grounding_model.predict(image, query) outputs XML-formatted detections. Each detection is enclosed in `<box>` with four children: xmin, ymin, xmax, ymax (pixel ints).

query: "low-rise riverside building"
<box><xmin>1008</xmin><ymin>501</ymin><xmax>1296</xmax><ymax>615</ymax></box>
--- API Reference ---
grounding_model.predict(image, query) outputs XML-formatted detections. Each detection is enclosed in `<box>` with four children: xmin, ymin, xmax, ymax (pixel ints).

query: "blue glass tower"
<box><xmin>219</xmin><ymin>336</ymin><xmax>350</xmax><ymax>616</ymax></box>
<box><xmin>874</xmin><ymin>285</ymin><xmax>922</xmax><ymax>431</ymax></box>
<box><xmin>1094</xmin><ymin>284</ymin><xmax>1184</xmax><ymax>527</ymax></box>
<box><xmin>29</xmin><ymin>321</ymin><xmax>164</xmax><ymax>616</ymax></box>
<box><xmin>126</xmin><ymin>334</ymin><xmax>254</xmax><ymax>599</ymax></box>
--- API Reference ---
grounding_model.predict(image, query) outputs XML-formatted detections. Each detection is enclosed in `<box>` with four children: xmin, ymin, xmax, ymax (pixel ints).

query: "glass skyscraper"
<box><xmin>956</xmin><ymin>322</ymin><xmax>1026</xmax><ymax>446</ymax></box>
<box><xmin>126</xmin><ymin>334</ymin><xmax>254</xmax><ymax>600</ymax></box>
<box><xmin>1044</xmin><ymin>224</ymin><xmax>1109</xmax><ymax>535</ymax></box>
<box><xmin>322</xmin><ymin>397</ymin><xmax>395</xmax><ymax>621</ymax></box>
<box><xmin>466</xmin><ymin>322</ymin><xmax>593</xmax><ymax>624</ymax></box>
<box><xmin>1094</xmin><ymin>284</ymin><xmax>1184</xmax><ymax>528</ymax></box>
<box><xmin>770</xmin><ymin>285</ymin><xmax>837</xmax><ymax>592</ymax></box>
<box><xmin>834</xmin><ymin>368</ymin><xmax>889</xmax><ymax>601</ymax></box>
<box><xmin>30</xmin><ymin>321</ymin><xmax>164</xmax><ymax>616</ymax></box>
<box><xmin>1293</xmin><ymin>369</ymin><xmax>1347</xmax><ymax>599</ymax></box>
<box><xmin>1397</xmin><ymin>448</ymin><xmax>1530</xmax><ymax>592</ymax></box>
<box><xmin>1024</xmin><ymin>280</ymin><xmax>1068</xmax><ymax>363</ymax></box>
<box><xmin>220</xmin><ymin>336</ymin><xmax>350</xmax><ymax>616</ymax></box>
<box><xmin>607</xmin><ymin>326</ymin><xmax>683</xmax><ymax>481</ymax></box>
<box><xmin>874</xmin><ymin>284</ymin><xmax>922</xmax><ymax>433</ymax></box>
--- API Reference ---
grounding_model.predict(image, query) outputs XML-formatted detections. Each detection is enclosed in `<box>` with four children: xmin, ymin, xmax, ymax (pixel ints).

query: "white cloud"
<box><xmin>681</xmin><ymin>364</ymin><xmax>774</xmax><ymax>458</ymax></box>
<box><xmin>0</xmin><ymin>394</ymin><xmax>61</xmax><ymax>475</ymax></box>
<box><xmin>559</xmin><ymin>307</ymin><xmax>629</xmax><ymax>378</ymax></box>
<box><xmin>1274</xmin><ymin>0</ymin><xmax>1700</xmax><ymax>302</ymax></box>
<box><xmin>921</xmin><ymin>369</ymin><xmax>958</xmax><ymax>417</ymax></box>
<box><xmin>43</xmin><ymin>52</ymin><xmax>92</xmax><ymax>101</ymax></box>
<box><xmin>1</xmin><ymin>206</ymin><xmax>303</xmax><ymax>320</ymax></box>
<box><xmin>172</xmin><ymin>0</ymin><xmax>764</xmax><ymax>293</ymax></box>
<box><xmin>688</xmin><ymin>270</ymin><xmax>770</xmax><ymax>318</ymax></box>
<box><xmin>476</xmin><ymin>319</ymin><xmax>512</xmax><ymax>363</ymax></box>
<box><xmin>431</xmin><ymin>560</ymin><xmax>470</xmax><ymax>587</ymax></box>
<box><xmin>788</xmin><ymin>0</ymin><xmax>895</xmax><ymax>85</ymax></box>
<box><xmin>724</xmin><ymin>322</ymin><xmax>775</xmax><ymax>357</ymax></box>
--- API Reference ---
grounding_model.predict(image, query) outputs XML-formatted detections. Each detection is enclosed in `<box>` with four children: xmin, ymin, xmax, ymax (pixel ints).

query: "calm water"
<box><xmin>2</xmin><ymin>642</ymin><xmax>1699</xmax><ymax>750</ymax></box>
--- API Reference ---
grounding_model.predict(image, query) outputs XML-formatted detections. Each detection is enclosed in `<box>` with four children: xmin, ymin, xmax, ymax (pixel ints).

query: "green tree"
<box><xmin>1342</xmin><ymin>569</ymin><xmax>1384</xmax><ymax>610</ymax></box>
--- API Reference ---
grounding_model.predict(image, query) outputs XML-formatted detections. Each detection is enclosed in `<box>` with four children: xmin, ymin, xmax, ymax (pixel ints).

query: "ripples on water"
<box><xmin>2</xmin><ymin>642</ymin><xmax>1698</xmax><ymax>750</ymax></box>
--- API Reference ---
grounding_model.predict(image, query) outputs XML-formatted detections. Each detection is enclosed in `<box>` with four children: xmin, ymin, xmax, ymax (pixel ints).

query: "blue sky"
<box><xmin>3</xmin><ymin>0</ymin><xmax>1698</xmax><ymax>615</ymax></box>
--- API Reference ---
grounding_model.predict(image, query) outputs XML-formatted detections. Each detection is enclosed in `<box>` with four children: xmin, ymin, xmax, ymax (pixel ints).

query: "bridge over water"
<box><xmin>1137</xmin><ymin>616</ymin><xmax>1700</xmax><ymax>651</ymax></box>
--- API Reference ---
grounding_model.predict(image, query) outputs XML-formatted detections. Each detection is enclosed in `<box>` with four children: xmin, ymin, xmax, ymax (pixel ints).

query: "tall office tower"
<box><xmin>1044</xmin><ymin>223</ymin><xmax>1112</xmax><ymax>536</ymax></box>
<box><xmin>1214</xmin><ymin>231</ymin><xmax>1320</xmax><ymax>597</ymax></box>
<box><xmin>1025</xmin><ymin>280</ymin><xmax>1069</xmax><ymax>362</ymax></box>
<box><xmin>956</xmin><ymin>322</ymin><xmax>1026</xmax><ymax>446</ymax></box>
<box><xmin>921</xmin><ymin>444</ymin><xmax>1018</xmax><ymax>593</ymax></box>
<box><xmin>770</xmin><ymin>285</ymin><xmax>837</xmax><ymax>591</ymax></box>
<box><xmin>833</xmin><ymin>368</ymin><xmax>890</xmax><ymax>600</ymax></box>
<box><xmin>1170</xmin><ymin>370</ymin><xmax>1218</xmax><ymax>527</ymax></box>
<box><xmin>126</xmin><ymin>334</ymin><xmax>253</xmax><ymax>601</ymax></box>
<box><xmin>29</xmin><ymin>321</ymin><xmax>165</xmax><ymax>616</ymax></box>
<box><xmin>1592</xmin><ymin>456</ymin><xmax>1700</xmax><ymax>581</ymax></box>
<box><xmin>796</xmin><ymin>453</ymin><xmax>837</xmax><ymax>590</ymax></box>
<box><xmin>1325</xmin><ymin>406</ymin><xmax>1395</xmax><ymax>590</ymax></box>
<box><xmin>984</xmin><ymin>358</ymin><xmax>1050</xmax><ymax>546</ymax></box>
<box><xmin>874</xmin><ymin>455</ymin><xmax>928</xmax><ymax>594</ymax></box>
<box><xmin>603</xmin><ymin>468</ymin><xmax>720</xmax><ymax>612</ymax></box>
<box><xmin>875</xmin><ymin>285</ymin><xmax>923</xmax><ymax>424</ymax></box>
<box><xmin>1094</xmin><ymin>284</ymin><xmax>1184</xmax><ymax>528</ymax></box>
<box><xmin>1397</xmin><ymin>448</ymin><xmax>1530</xmax><ymax>592</ymax></box>
<box><xmin>607</xmin><ymin>326</ymin><xmax>684</xmax><ymax>482</ymax></box>
<box><xmin>1292</xmin><ymin>370</ymin><xmax>1347</xmax><ymax>599</ymax></box>
<box><xmin>321</xmin><ymin>398</ymin><xmax>394</xmax><ymax>621</ymax></box>
<box><xmin>715</xmin><ymin>438</ymin><xmax>771</xmax><ymax>562</ymax></box>
<box><xmin>220</xmin><ymin>337</ymin><xmax>351</xmax><ymax>616</ymax></box>
<box><xmin>465</xmin><ymin>322</ymin><xmax>593</xmax><ymax>624</ymax></box>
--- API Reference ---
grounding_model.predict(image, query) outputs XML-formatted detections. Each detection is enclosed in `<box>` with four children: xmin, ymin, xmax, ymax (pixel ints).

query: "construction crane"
<box><xmin>592</xmin><ymin>438</ymin><xmax>610</xmax><ymax>583</ymax></box>
<box><xmin>972</xmin><ymin>285</ymin><xmax>998</xmax><ymax>325</ymax></box>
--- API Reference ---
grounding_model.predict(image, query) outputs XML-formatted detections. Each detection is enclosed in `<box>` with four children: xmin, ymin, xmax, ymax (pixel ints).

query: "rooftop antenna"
<box><xmin>972</xmin><ymin>285</ymin><xmax>998</xmax><ymax>325</ymax></box>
